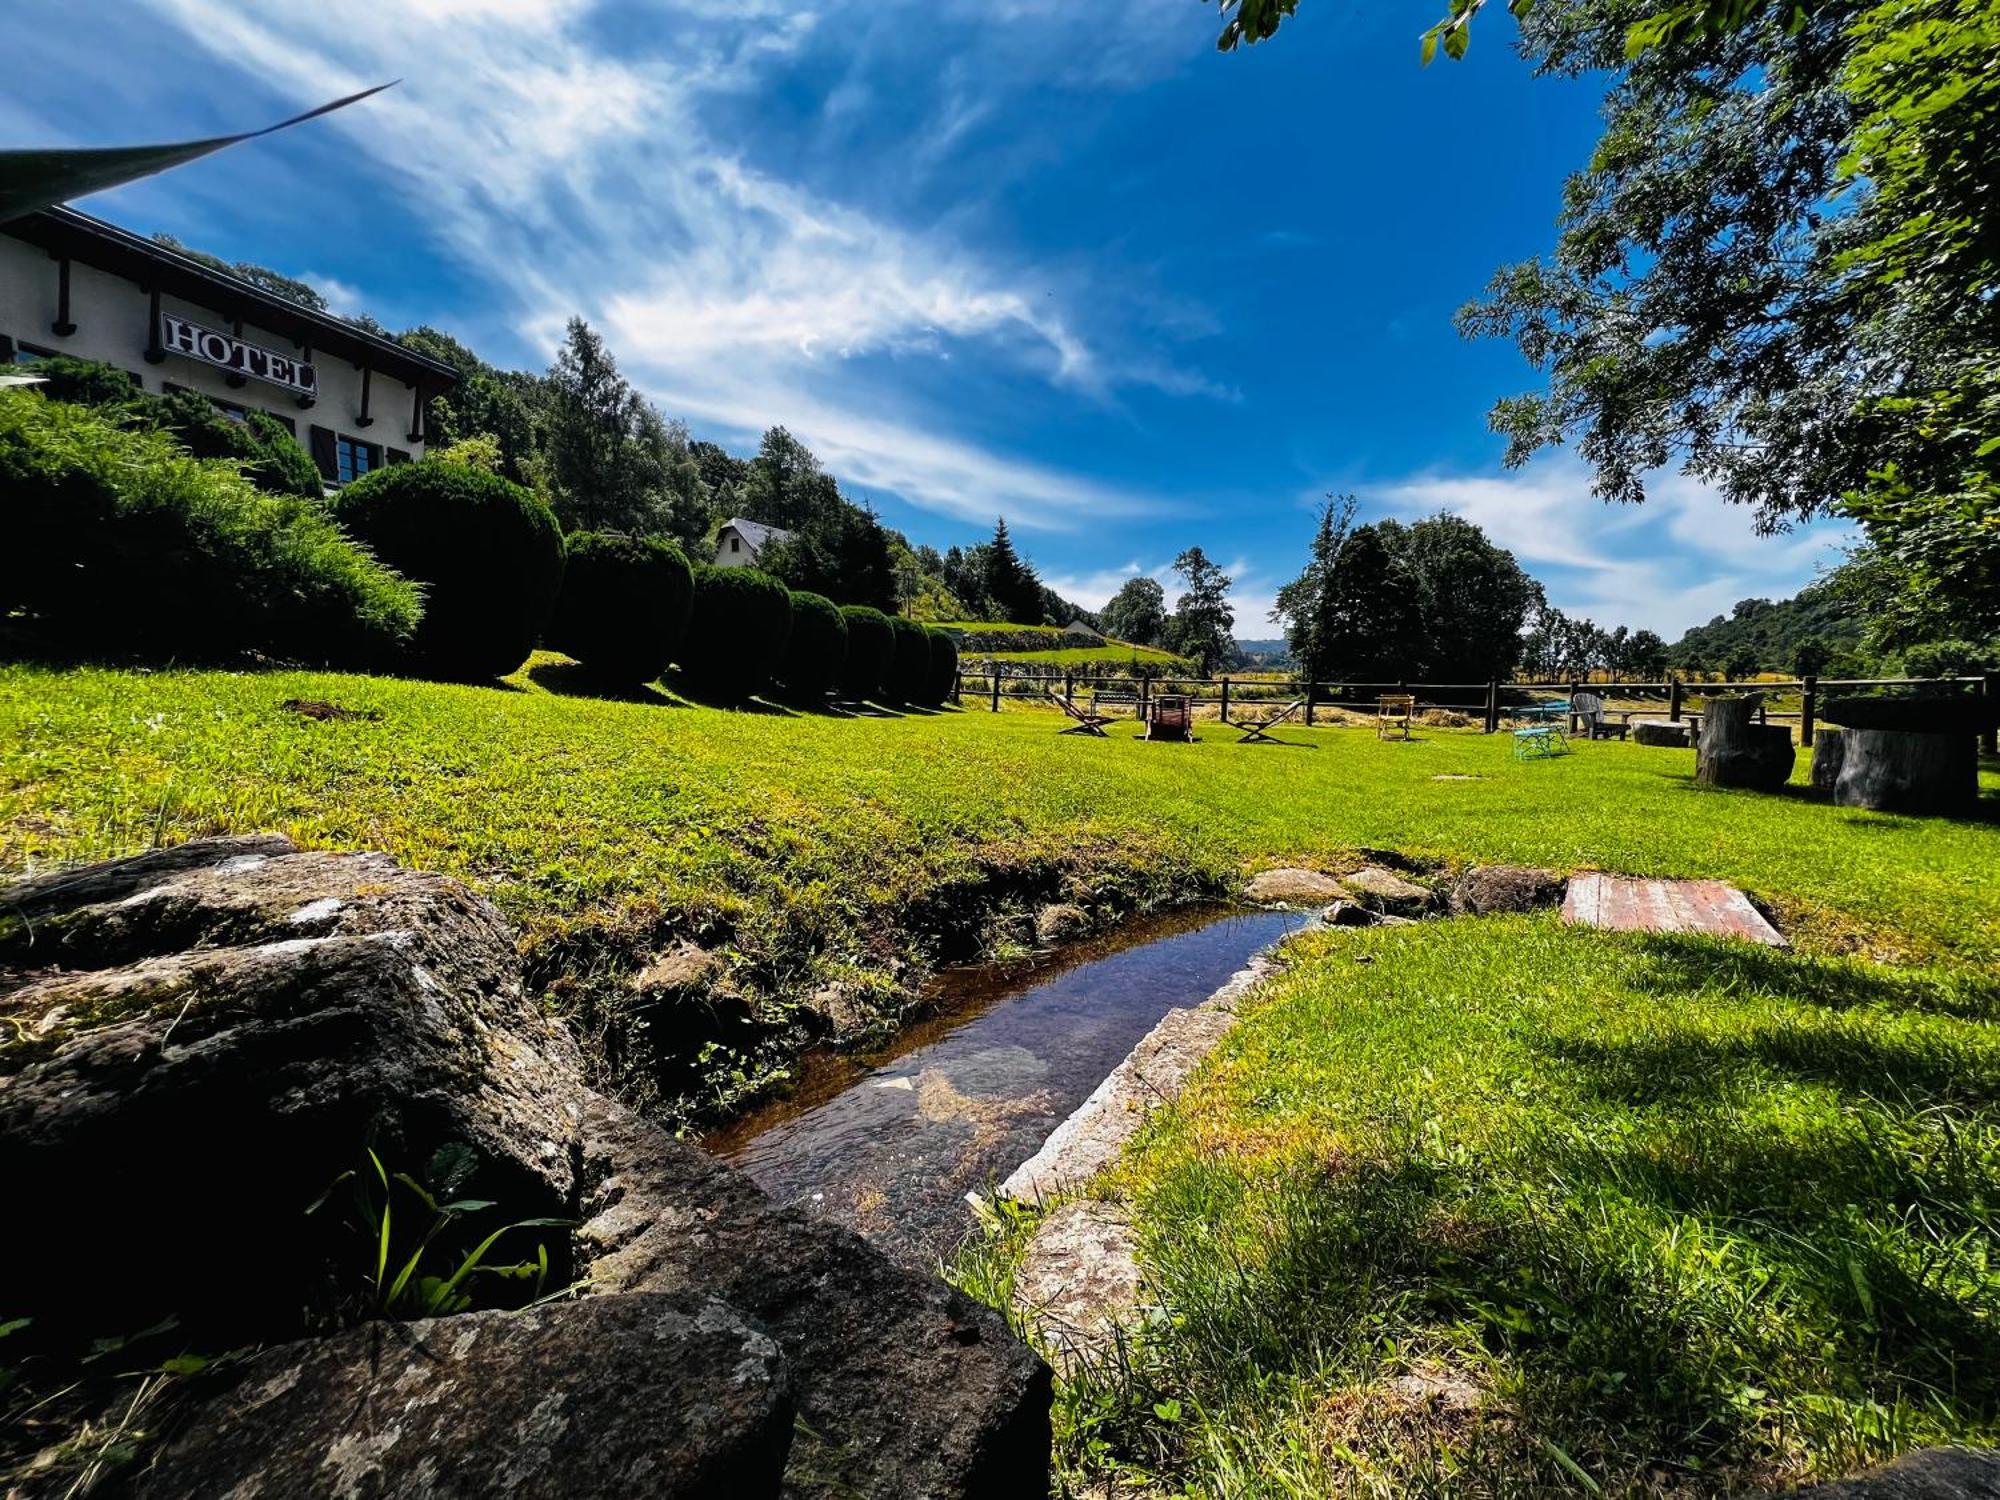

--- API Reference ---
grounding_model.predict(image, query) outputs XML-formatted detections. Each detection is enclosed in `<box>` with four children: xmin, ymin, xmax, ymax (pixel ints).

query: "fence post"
<box><xmin>1485</xmin><ymin>679</ymin><xmax>1500</xmax><ymax>734</ymax></box>
<box><xmin>1669</xmin><ymin>676</ymin><xmax>1684</xmax><ymax>723</ymax></box>
<box><xmin>1567</xmin><ymin>679</ymin><xmax>1581</xmax><ymax>735</ymax></box>
<box><xmin>1139</xmin><ymin>674</ymin><xmax>1151</xmax><ymax>721</ymax></box>
<box><xmin>1983</xmin><ymin>672</ymin><xmax>1998</xmax><ymax>756</ymax></box>
<box><xmin>1800</xmin><ymin>674</ymin><xmax>1816</xmax><ymax>750</ymax></box>
<box><xmin>990</xmin><ymin>662</ymin><xmax>1001</xmax><ymax>713</ymax></box>
<box><xmin>1063</xmin><ymin>670</ymin><xmax>1073</xmax><ymax>704</ymax></box>
<box><xmin>1305</xmin><ymin>681</ymin><xmax>1316</xmax><ymax>727</ymax></box>
<box><xmin>1219</xmin><ymin>676</ymin><xmax>1231</xmax><ymax>725</ymax></box>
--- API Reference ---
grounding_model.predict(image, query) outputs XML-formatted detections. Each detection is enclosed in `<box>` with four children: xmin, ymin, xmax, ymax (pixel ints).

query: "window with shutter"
<box><xmin>308</xmin><ymin>425</ymin><xmax>338</xmax><ymax>483</ymax></box>
<box><xmin>387</xmin><ymin>447</ymin><xmax>411</xmax><ymax>466</ymax></box>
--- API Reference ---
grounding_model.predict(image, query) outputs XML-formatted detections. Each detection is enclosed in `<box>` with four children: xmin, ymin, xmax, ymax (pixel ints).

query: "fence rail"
<box><xmin>948</xmin><ymin>662</ymin><xmax>2000</xmax><ymax>752</ymax></box>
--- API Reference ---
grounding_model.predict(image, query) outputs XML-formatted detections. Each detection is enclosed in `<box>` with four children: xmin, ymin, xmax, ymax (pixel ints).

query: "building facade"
<box><xmin>0</xmin><ymin>207</ymin><xmax>456</xmax><ymax>486</ymax></box>
<box><xmin>713</xmin><ymin>516</ymin><xmax>793</xmax><ymax>568</ymax></box>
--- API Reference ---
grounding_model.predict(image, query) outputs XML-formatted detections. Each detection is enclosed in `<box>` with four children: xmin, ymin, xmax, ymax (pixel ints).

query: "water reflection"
<box><xmin>710</xmin><ymin>905</ymin><xmax>1305</xmax><ymax>1266</ymax></box>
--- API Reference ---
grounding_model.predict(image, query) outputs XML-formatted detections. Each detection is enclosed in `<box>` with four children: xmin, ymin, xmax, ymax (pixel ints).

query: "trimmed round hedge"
<box><xmin>923</xmin><ymin>627</ymin><xmax>959</xmax><ymax>706</ymax></box>
<box><xmin>330</xmin><ymin>460</ymin><xmax>563</xmax><ymax>680</ymax></box>
<box><xmin>679</xmin><ymin>566</ymin><xmax>793</xmax><ymax>698</ymax></box>
<box><xmin>777</xmin><ymin>590</ymin><xmax>848</xmax><ymax>701</ymax></box>
<box><xmin>887</xmin><ymin>615</ymin><xmax>931</xmax><ymax>704</ymax></box>
<box><xmin>546</xmin><ymin>532</ymin><xmax>694</xmax><ymax>685</ymax></box>
<box><xmin>838</xmin><ymin>606</ymin><xmax>895</xmax><ymax>702</ymax></box>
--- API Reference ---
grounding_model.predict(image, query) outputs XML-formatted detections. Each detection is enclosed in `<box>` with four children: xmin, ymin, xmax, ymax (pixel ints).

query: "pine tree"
<box><xmin>981</xmin><ymin>518</ymin><xmax>1043</xmax><ymax>624</ymax></box>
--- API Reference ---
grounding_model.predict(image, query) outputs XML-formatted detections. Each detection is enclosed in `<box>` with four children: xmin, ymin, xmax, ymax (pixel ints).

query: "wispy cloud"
<box><xmin>129</xmin><ymin>0</ymin><xmax>1215</xmax><ymax>528</ymax></box>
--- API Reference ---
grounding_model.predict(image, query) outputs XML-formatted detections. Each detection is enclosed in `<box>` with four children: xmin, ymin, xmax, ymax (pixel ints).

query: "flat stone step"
<box><xmin>1561</xmin><ymin>873</ymin><xmax>1785</xmax><ymax>946</ymax></box>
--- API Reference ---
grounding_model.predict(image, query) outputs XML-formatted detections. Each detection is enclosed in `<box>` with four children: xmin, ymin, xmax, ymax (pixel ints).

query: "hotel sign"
<box><xmin>157</xmin><ymin>313</ymin><xmax>317</xmax><ymax>397</ymax></box>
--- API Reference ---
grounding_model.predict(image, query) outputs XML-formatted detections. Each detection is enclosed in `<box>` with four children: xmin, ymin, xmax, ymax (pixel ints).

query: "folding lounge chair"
<box><xmin>1048</xmin><ymin>688</ymin><xmax>1114</xmax><ymax>737</ymax></box>
<box><xmin>1236</xmin><ymin>698</ymin><xmax>1308</xmax><ymax>745</ymax></box>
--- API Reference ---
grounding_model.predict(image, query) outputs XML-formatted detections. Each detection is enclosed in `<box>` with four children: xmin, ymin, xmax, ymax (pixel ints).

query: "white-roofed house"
<box><xmin>713</xmin><ymin>517</ymin><xmax>794</xmax><ymax>569</ymax></box>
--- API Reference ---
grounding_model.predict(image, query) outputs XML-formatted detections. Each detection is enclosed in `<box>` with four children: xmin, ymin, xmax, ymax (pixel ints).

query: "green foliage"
<box><xmin>837</xmin><ymin>605</ymin><xmax>896</xmax><ymax>701</ymax></box>
<box><xmin>22</xmin><ymin>354</ymin><xmax>145</xmax><ymax>408</ymax></box>
<box><xmin>308</xmin><ymin>1145</ymin><xmax>565</xmax><ymax>1321</ymax></box>
<box><xmin>545</xmin><ymin>531</ymin><xmax>694</xmax><ymax>685</ymax></box>
<box><xmin>1101</xmin><ymin>576</ymin><xmax>1168</xmax><ymax>648</ymax></box>
<box><xmin>1167</xmin><ymin>546</ymin><xmax>1235</xmax><ymax>677</ymax></box>
<box><xmin>887</xmin><ymin>615</ymin><xmax>932</xmax><ymax>704</ymax></box>
<box><xmin>330</xmin><ymin>459</ymin><xmax>563</xmax><ymax>680</ymax></box>
<box><xmin>543</xmin><ymin>318</ymin><xmax>706</xmax><ymax>542</ymax></box>
<box><xmin>923</xmin><ymin>627</ymin><xmax>960</xmax><ymax>706</ymax></box>
<box><xmin>0</xmin><ymin>389</ymin><xmax>420</xmax><ymax>664</ymax></box>
<box><xmin>776</xmin><ymin>589</ymin><xmax>848</xmax><ymax>701</ymax></box>
<box><xmin>981</xmin><ymin>519</ymin><xmax>1046</xmax><ymax>626</ymax></box>
<box><xmin>679</xmin><ymin>566</ymin><xmax>793</xmax><ymax>698</ymax></box>
<box><xmin>760</xmin><ymin>502</ymin><xmax>900</xmax><ymax>614</ymax></box>
<box><xmin>1668</xmin><ymin>586</ymin><xmax>1869</xmax><ymax>677</ymax></box>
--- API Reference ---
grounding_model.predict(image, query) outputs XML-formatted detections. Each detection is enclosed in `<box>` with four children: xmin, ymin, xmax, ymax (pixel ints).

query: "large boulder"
<box><xmin>0</xmin><ymin>836</ymin><xmax>585</xmax><ymax>1343</ymax></box>
<box><xmin>138</xmin><ymin>1293</ymin><xmax>794</xmax><ymax>1500</ymax></box>
<box><xmin>579</xmin><ymin>1092</ymin><xmax>1052</xmax><ymax>1499</ymax></box>
<box><xmin>1340</xmin><ymin>865</ymin><xmax>1435</xmax><ymax>917</ymax></box>
<box><xmin>1243</xmin><ymin>867</ymin><xmax>1345</xmax><ymax>905</ymax></box>
<box><xmin>1787</xmin><ymin>1447</ymin><xmax>2000</xmax><ymax>1497</ymax></box>
<box><xmin>1450</xmin><ymin>865</ymin><xmax>1565</xmax><ymax>917</ymax></box>
<box><xmin>1632</xmin><ymin>718</ymin><xmax>1693</xmax><ymax>749</ymax></box>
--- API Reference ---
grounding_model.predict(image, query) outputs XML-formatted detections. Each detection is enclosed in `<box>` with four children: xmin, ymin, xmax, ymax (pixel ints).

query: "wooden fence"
<box><xmin>950</xmin><ymin>663</ymin><xmax>2000</xmax><ymax>754</ymax></box>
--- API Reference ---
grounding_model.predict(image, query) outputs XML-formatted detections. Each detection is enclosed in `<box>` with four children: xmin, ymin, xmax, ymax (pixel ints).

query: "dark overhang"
<box><xmin>3</xmin><ymin>205</ymin><xmax>458</xmax><ymax>393</ymax></box>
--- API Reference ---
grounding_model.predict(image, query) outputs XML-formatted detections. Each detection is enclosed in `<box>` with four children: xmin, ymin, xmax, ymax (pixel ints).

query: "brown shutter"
<box><xmin>387</xmin><ymin>447</ymin><xmax>411</xmax><ymax>466</ymax></box>
<box><xmin>0</xmin><ymin>335</ymin><xmax>14</xmax><ymax>363</ymax></box>
<box><xmin>308</xmin><ymin>425</ymin><xmax>338</xmax><ymax>483</ymax></box>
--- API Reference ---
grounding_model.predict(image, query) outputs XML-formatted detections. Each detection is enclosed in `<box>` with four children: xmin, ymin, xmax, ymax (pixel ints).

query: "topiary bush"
<box><xmin>838</xmin><ymin>606</ymin><xmax>895</xmax><ymax>702</ymax></box>
<box><xmin>887</xmin><ymin>615</ymin><xmax>931</xmax><ymax>704</ymax></box>
<box><xmin>545</xmin><ymin>532</ymin><xmax>694</xmax><ymax>685</ymax></box>
<box><xmin>677</xmin><ymin>566</ymin><xmax>793</xmax><ymax>699</ymax></box>
<box><xmin>776</xmin><ymin>590</ymin><xmax>848</xmax><ymax>702</ymax></box>
<box><xmin>330</xmin><ymin>459</ymin><xmax>563</xmax><ymax>680</ymax></box>
<box><xmin>0</xmin><ymin>389</ymin><xmax>421</xmax><ymax>664</ymax></box>
<box><xmin>923</xmin><ymin>627</ymin><xmax>960</xmax><ymax>706</ymax></box>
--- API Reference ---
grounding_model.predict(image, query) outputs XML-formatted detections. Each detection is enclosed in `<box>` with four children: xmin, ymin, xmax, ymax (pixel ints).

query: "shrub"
<box><xmin>777</xmin><ymin>590</ymin><xmax>848</xmax><ymax>701</ymax></box>
<box><xmin>678</xmin><ymin>566</ymin><xmax>793</xmax><ymax>698</ymax></box>
<box><xmin>839</xmin><ymin>606</ymin><xmax>895</xmax><ymax>702</ymax></box>
<box><xmin>923</xmin><ymin>628</ymin><xmax>960</xmax><ymax>706</ymax></box>
<box><xmin>545</xmin><ymin>532</ymin><xmax>694</xmax><ymax>685</ymax></box>
<box><xmin>0</xmin><ymin>389</ymin><xmax>420</xmax><ymax>663</ymax></box>
<box><xmin>330</xmin><ymin>460</ymin><xmax>563</xmax><ymax>680</ymax></box>
<box><xmin>24</xmin><ymin>354</ymin><xmax>144</xmax><ymax>408</ymax></box>
<box><xmin>887</xmin><ymin>615</ymin><xmax>931</xmax><ymax>703</ymax></box>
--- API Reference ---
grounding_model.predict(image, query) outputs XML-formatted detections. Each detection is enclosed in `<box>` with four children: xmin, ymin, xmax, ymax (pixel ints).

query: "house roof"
<box><xmin>1063</xmin><ymin>619</ymin><xmax>1106</xmax><ymax>638</ymax></box>
<box><xmin>721</xmin><ymin>517</ymin><xmax>793</xmax><ymax>554</ymax></box>
<box><xmin>2</xmin><ymin>206</ymin><xmax>459</xmax><ymax>393</ymax></box>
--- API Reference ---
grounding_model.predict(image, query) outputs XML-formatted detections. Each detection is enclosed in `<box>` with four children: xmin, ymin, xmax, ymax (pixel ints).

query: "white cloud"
<box><xmin>1375</xmin><ymin>458</ymin><xmax>1853</xmax><ymax>638</ymax></box>
<box><xmin>132</xmin><ymin>0</ymin><xmax>1206</xmax><ymax>527</ymax></box>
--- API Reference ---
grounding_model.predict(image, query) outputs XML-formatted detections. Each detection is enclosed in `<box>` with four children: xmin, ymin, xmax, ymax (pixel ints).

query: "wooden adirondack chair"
<box><xmin>1047</xmin><ymin>688</ymin><xmax>1114</xmax><ymax>737</ymax></box>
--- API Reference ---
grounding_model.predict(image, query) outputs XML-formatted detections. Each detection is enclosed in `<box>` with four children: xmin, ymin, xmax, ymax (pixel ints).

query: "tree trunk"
<box><xmin>1832</xmin><ymin>729</ymin><xmax>1979</xmax><ymax>815</ymax></box>
<box><xmin>1696</xmin><ymin>695</ymin><xmax>1796</xmax><ymax>790</ymax></box>
<box><xmin>1809</xmin><ymin>728</ymin><xmax>1846</xmax><ymax>794</ymax></box>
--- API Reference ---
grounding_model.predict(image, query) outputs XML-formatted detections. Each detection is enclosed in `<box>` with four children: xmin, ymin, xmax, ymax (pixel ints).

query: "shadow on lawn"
<box><xmin>522</xmin><ymin>658</ymin><xmax>679</xmax><ymax>706</ymax></box>
<box><xmin>1620</xmin><ymin>934</ymin><xmax>2000</xmax><ymax>1024</ymax></box>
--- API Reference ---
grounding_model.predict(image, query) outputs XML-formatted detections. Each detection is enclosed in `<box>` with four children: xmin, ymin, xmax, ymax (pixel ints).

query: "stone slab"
<box><xmin>1011</xmin><ymin>1201</ymin><xmax>1144</xmax><ymax>1374</ymax></box>
<box><xmin>1561</xmin><ymin>873</ymin><xmax>1785</xmax><ymax>946</ymax></box>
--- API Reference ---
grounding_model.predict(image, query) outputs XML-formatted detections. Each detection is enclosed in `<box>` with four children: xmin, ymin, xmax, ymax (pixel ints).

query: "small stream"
<box><xmin>706</xmin><ymin>904</ymin><xmax>1306</xmax><ymax>1267</ymax></box>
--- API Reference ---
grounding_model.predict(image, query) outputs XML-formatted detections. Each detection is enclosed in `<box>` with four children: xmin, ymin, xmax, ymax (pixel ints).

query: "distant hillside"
<box><xmin>1668</xmin><ymin>584</ymin><xmax>1867</xmax><ymax>675</ymax></box>
<box><xmin>1234</xmin><ymin>637</ymin><xmax>1296</xmax><ymax>670</ymax></box>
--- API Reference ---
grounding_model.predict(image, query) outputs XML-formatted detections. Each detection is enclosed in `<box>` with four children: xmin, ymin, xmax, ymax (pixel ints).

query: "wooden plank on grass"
<box><xmin>1561</xmin><ymin>872</ymin><xmax>1785</xmax><ymax>946</ymax></box>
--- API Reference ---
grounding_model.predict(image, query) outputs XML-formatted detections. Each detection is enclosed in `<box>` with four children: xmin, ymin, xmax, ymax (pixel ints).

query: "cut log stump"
<box><xmin>1832</xmin><ymin>728</ymin><xmax>1978</xmax><ymax>816</ymax></box>
<box><xmin>1809</xmin><ymin>728</ymin><xmax>1846</xmax><ymax>794</ymax></box>
<box><xmin>1696</xmin><ymin>695</ymin><xmax>1795</xmax><ymax>791</ymax></box>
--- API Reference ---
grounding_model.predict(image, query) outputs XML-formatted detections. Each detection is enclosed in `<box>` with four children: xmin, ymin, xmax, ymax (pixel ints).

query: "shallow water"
<box><xmin>707</xmin><ymin>904</ymin><xmax>1306</xmax><ymax>1267</ymax></box>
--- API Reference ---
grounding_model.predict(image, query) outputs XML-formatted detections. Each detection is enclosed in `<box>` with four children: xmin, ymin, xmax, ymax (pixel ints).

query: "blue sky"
<box><xmin>1</xmin><ymin>0</ymin><xmax>1848</xmax><ymax>637</ymax></box>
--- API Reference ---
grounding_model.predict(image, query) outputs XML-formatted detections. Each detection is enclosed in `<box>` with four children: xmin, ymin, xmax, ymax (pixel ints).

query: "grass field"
<box><xmin>7</xmin><ymin>656</ymin><xmax>2000</xmax><ymax>1491</ymax></box>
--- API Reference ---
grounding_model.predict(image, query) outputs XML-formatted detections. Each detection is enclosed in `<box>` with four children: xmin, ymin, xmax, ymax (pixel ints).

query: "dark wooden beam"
<box><xmin>51</xmin><ymin>255</ymin><xmax>76</xmax><ymax>336</ymax></box>
<box><xmin>355</xmin><ymin>364</ymin><xmax>374</xmax><ymax>427</ymax></box>
<box><xmin>295</xmin><ymin>342</ymin><xmax>315</xmax><ymax>408</ymax></box>
<box><xmin>406</xmin><ymin>380</ymin><xmax>425</xmax><ymax>445</ymax></box>
<box><xmin>143</xmin><ymin>285</ymin><xmax>164</xmax><ymax>362</ymax></box>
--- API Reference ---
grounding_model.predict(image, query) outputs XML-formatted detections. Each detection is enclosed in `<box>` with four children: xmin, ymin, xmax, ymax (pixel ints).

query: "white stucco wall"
<box><xmin>713</xmin><ymin>525</ymin><xmax>758</xmax><ymax>568</ymax></box>
<box><xmin>0</xmin><ymin>233</ymin><xmax>429</xmax><ymax>460</ymax></box>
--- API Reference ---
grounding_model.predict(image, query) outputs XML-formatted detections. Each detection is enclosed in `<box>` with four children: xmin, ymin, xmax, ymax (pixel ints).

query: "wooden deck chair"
<box><xmin>1376</xmin><ymin>693</ymin><xmax>1415</xmax><ymax>741</ymax></box>
<box><xmin>1236</xmin><ymin>698</ymin><xmax>1308</xmax><ymax>745</ymax></box>
<box><xmin>1047</xmin><ymin>688</ymin><xmax>1113</xmax><ymax>737</ymax></box>
<box><xmin>1572</xmin><ymin>691</ymin><xmax>1628</xmax><ymax>740</ymax></box>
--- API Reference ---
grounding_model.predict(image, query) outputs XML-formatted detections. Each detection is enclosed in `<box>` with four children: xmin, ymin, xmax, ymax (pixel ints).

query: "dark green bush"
<box><xmin>887</xmin><ymin>615</ymin><xmax>931</xmax><ymax>704</ymax></box>
<box><xmin>678</xmin><ymin>566</ymin><xmax>793</xmax><ymax>698</ymax></box>
<box><xmin>23</xmin><ymin>357</ymin><xmax>321</xmax><ymax>498</ymax></box>
<box><xmin>330</xmin><ymin>460</ymin><xmax>563</xmax><ymax>680</ymax></box>
<box><xmin>776</xmin><ymin>590</ymin><xmax>848</xmax><ymax>701</ymax></box>
<box><xmin>0</xmin><ymin>389</ymin><xmax>420</xmax><ymax>663</ymax></box>
<box><xmin>923</xmin><ymin>627</ymin><xmax>960</xmax><ymax>706</ymax></box>
<box><xmin>545</xmin><ymin>532</ymin><xmax>693</xmax><ymax>685</ymax></box>
<box><xmin>838</xmin><ymin>605</ymin><xmax>895</xmax><ymax>701</ymax></box>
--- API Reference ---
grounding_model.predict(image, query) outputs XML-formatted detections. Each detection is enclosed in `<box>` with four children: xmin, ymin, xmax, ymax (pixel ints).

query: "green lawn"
<box><xmin>6</xmin><ymin>657</ymin><xmax>2000</xmax><ymax>1489</ymax></box>
<box><xmin>994</xmin><ymin>919</ymin><xmax>2000</xmax><ymax>1494</ymax></box>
